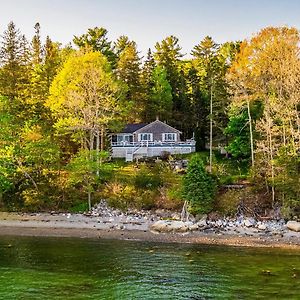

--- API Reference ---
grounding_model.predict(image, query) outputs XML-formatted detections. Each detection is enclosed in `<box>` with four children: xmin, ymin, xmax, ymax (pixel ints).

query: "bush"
<box><xmin>182</xmin><ymin>154</ymin><xmax>216</xmax><ymax>214</ymax></box>
<box><xmin>214</xmin><ymin>189</ymin><xmax>242</xmax><ymax>216</ymax></box>
<box><xmin>133</xmin><ymin>165</ymin><xmax>162</xmax><ymax>190</ymax></box>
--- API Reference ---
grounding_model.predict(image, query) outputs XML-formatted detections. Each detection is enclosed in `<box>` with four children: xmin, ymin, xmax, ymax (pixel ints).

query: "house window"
<box><xmin>163</xmin><ymin>133</ymin><xmax>177</xmax><ymax>142</ymax></box>
<box><xmin>138</xmin><ymin>133</ymin><xmax>153</xmax><ymax>141</ymax></box>
<box><xmin>117</xmin><ymin>134</ymin><xmax>133</xmax><ymax>144</ymax></box>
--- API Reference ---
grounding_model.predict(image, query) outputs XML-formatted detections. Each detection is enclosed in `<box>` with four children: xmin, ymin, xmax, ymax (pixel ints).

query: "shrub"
<box><xmin>182</xmin><ymin>154</ymin><xmax>216</xmax><ymax>214</ymax></box>
<box><xmin>133</xmin><ymin>165</ymin><xmax>162</xmax><ymax>190</ymax></box>
<box><xmin>214</xmin><ymin>189</ymin><xmax>242</xmax><ymax>216</ymax></box>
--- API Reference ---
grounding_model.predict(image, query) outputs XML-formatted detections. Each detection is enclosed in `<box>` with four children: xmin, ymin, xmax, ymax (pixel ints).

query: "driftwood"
<box><xmin>181</xmin><ymin>201</ymin><xmax>190</xmax><ymax>222</ymax></box>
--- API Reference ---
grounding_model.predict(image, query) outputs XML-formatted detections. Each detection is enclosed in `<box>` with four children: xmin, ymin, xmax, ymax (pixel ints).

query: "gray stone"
<box><xmin>257</xmin><ymin>224</ymin><xmax>267</xmax><ymax>230</ymax></box>
<box><xmin>150</xmin><ymin>220</ymin><xmax>193</xmax><ymax>233</ymax></box>
<box><xmin>244</xmin><ymin>218</ymin><xmax>256</xmax><ymax>227</ymax></box>
<box><xmin>189</xmin><ymin>224</ymin><xmax>199</xmax><ymax>231</ymax></box>
<box><xmin>287</xmin><ymin>221</ymin><xmax>300</xmax><ymax>232</ymax></box>
<box><xmin>195</xmin><ymin>214</ymin><xmax>207</xmax><ymax>222</ymax></box>
<box><xmin>150</xmin><ymin>220</ymin><xmax>170</xmax><ymax>232</ymax></box>
<box><xmin>197</xmin><ymin>219</ymin><xmax>207</xmax><ymax>227</ymax></box>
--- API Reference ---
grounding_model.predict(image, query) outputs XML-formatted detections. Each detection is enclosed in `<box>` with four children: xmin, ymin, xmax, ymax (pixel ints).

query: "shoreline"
<box><xmin>0</xmin><ymin>211</ymin><xmax>299</xmax><ymax>250</ymax></box>
<box><xmin>1</xmin><ymin>223</ymin><xmax>299</xmax><ymax>250</ymax></box>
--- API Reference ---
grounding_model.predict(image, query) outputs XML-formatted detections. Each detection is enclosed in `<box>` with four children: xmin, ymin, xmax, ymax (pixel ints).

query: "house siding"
<box><xmin>134</xmin><ymin>120</ymin><xmax>181</xmax><ymax>142</ymax></box>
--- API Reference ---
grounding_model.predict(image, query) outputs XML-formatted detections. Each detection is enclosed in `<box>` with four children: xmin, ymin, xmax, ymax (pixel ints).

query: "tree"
<box><xmin>141</xmin><ymin>48</ymin><xmax>156</xmax><ymax>121</ymax></box>
<box><xmin>192</xmin><ymin>36</ymin><xmax>219</xmax><ymax>172</ymax></box>
<box><xmin>227</xmin><ymin>26</ymin><xmax>300</xmax><ymax>209</ymax></box>
<box><xmin>67</xmin><ymin>150</ymin><xmax>108</xmax><ymax>210</ymax></box>
<box><xmin>225</xmin><ymin>100</ymin><xmax>263</xmax><ymax>159</ymax></box>
<box><xmin>0</xmin><ymin>22</ymin><xmax>29</xmax><ymax>100</ymax></box>
<box><xmin>115</xmin><ymin>37</ymin><xmax>142</xmax><ymax>121</ymax></box>
<box><xmin>182</xmin><ymin>154</ymin><xmax>216</xmax><ymax>214</ymax></box>
<box><xmin>148</xmin><ymin>66</ymin><xmax>172</xmax><ymax>121</ymax></box>
<box><xmin>154</xmin><ymin>36</ymin><xmax>185</xmax><ymax>129</ymax></box>
<box><xmin>73</xmin><ymin>27</ymin><xmax>116</xmax><ymax>65</ymax></box>
<box><xmin>47</xmin><ymin>50</ymin><xmax>127</xmax><ymax>163</ymax></box>
<box><xmin>183</xmin><ymin>61</ymin><xmax>208</xmax><ymax>150</ymax></box>
<box><xmin>31</xmin><ymin>22</ymin><xmax>42</xmax><ymax>65</ymax></box>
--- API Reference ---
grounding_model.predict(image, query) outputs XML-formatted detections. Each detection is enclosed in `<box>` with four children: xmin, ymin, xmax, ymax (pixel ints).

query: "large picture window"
<box><xmin>117</xmin><ymin>134</ymin><xmax>133</xmax><ymax>143</ymax></box>
<box><xmin>163</xmin><ymin>133</ymin><xmax>176</xmax><ymax>142</ymax></box>
<box><xmin>138</xmin><ymin>133</ymin><xmax>153</xmax><ymax>141</ymax></box>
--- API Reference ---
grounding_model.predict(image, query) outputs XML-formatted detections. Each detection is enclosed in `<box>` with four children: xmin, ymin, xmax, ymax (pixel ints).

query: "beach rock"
<box><xmin>150</xmin><ymin>220</ymin><xmax>168</xmax><ymax>232</ymax></box>
<box><xmin>257</xmin><ymin>224</ymin><xmax>267</xmax><ymax>230</ymax></box>
<box><xmin>189</xmin><ymin>224</ymin><xmax>199</xmax><ymax>231</ymax></box>
<box><xmin>195</xmin><ymin>214</ymin><xmax>207</xmax><ymax>222</ymax></box>
<box><xmin>150</xmin><ymin>220</ymin><xmax>193</xmax><ymax>233</ymax></box>
<box><xmin>287</xmin><ymin>221</ymin><xmax>300</xmax><ymax>232</ymax></box>
<box><xmin>216</xmin><ymin>220</ymin><xmax>224</xmax><ymax>227</ymax></box>
<box><xmin>171</xmin><ymin>212</ymin><xmax>181</xmax><ymax>220</ymax></box>
<box><xmin>244</xmin><ymin>218</ymin><xmax>256</xmax><ymax>227</ymax></box>
<box><xmin>168</xmin><ymin>221</ymin><xmax>190</xmax><ymax>233</ymax></box>
<box><xmin>197</xmin><ymin>219</ymin><xmax>207</xmax><ymax>227</ymax></box>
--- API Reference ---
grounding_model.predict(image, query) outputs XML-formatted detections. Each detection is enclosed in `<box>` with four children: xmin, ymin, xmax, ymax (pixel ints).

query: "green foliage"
<box><xmin>225</xmin><ymin>100</ymin><xmax>263</xmax><ymax>159</ymax></box>
<box><xmin>214</xmin><ymin>189</ymin><xmax>242</xmax><ymax>217</ymax></box>
<box><xmin>182</xmin><ymin>154</ymin><xmax>216</xmax><ymax>214</ymax></box>
<box><xmin>133</xmin><ymin>164</ymin><xmax>163</xmax><ymax>190</ymax></box>
<box><xmin>148</xmin><ymin>66</ymin><xmax>172</xmax><ymax>121</ymax></box>
<box><xmin>73</xmin><ymin>27</ymin><xmax>116</xmax><ymax>65</ymax></box>
<box><xmin>273</xmin><ymin>150</ymin><xmax>300</xmax><ymax>216</ymax></box>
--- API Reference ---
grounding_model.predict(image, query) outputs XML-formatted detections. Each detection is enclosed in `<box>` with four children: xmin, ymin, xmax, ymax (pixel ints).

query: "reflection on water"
<box><xmin>0</xmin><ymin>236</ymin><xmax>299</xmax><ymax>299</ymax></box>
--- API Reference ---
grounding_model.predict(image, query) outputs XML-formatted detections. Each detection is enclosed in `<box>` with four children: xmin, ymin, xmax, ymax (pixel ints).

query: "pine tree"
<box><xmin>31</xmin><ymin>22</ymin><xmax>42</xmax><ymax>65</ymax></box>
<box><xmin>73</xmin><ymin>27</ymin><xmax>116</xmax><ymax>65</ymax></box>
<box><xmin>115</xmin><ymin>37</ymin><xmax>142</xmax><ymax>121</ymax></box>
<box><xmin>0</xmin><ymin>22</ymin><xmax>27</xmax><ymax>100</ymax></box>
<box><xmin>148</xmin><ymin>66</ymin><xmax>172</xmax><ymax>121</ymax></box>
<box><xmin>154</xmin><ymin>36</ymin><xmax>185</xmax><ymax>129</ymax></box>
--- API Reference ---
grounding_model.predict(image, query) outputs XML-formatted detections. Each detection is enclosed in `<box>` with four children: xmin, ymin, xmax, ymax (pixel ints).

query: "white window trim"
<box><xmin>117</xmin><ymin>134</ymin><xmax>133</xmax><ymax>144</ymax></box>
<box><xmin>162</xmin><ymin>133</ymin><xmax>177</xmax><ymax>142</ymax></box>
<box><xmin>138</xmin><ymin>133</ymin><xmax>153</xmax><ymax>142</ymax></box>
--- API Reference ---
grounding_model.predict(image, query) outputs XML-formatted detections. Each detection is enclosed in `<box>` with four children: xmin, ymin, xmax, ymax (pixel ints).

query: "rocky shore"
<box><xmin>0</xmin><ymin>200</ymin><xmax>299</xmax><ymax>249</ymax></box>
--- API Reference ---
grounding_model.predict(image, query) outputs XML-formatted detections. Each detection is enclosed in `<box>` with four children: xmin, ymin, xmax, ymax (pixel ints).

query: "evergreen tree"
<box><xmin>154</xmin><ymin>36</ymin><xmax>185</xmax><ymax>129</ymax></box>
<box><xmin>115</xmin><ymin>37</ymin><xmax>142</xmax><ymax>121</ymax></box>
<box><xmin>0</xmin><ymin>22</ymin><xmax>27</xmax><ymax>100</ymax></box>
<box><xmin>184</xmin><ymin>62</ymin><xmax>208</xmax><ymax>150</ymax></box>
<box><xmin>148</xmin><ymin>66</ymin><xmax>172</xmax><ymax>121</ymax></box>
<box><xmin>73</xmin><ymin>27</ymin><xmax>116</xmax><ymax>65</ymax></box>
<box><xmin>182</xmin><ymin>154</ymin><xmax>216</xmax><ymax>214</ymax></box>
<box><xmin>31</xmin><ymin>22</ymin><xmax>42</xmax><ymax>65</ymax></box>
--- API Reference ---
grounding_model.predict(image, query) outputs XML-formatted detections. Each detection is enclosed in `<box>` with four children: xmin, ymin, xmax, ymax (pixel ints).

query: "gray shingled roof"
<box><xmin>121</xmin><ymin>123</ymin><xmax>147</xmax><ymax>133</ymax></box>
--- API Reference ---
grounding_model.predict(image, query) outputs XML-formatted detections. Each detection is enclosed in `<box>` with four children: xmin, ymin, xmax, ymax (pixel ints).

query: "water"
<box><xmin>0</xmin><ymin>236</ymin><xmax>299</xmax><ymax>299</ymax></box>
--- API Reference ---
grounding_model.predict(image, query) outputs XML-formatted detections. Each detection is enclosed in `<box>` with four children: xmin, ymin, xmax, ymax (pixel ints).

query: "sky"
<box><xmin>1</xmin><ymin>0</ymin><xmax>300</xmax><ymax>57</ymax></box>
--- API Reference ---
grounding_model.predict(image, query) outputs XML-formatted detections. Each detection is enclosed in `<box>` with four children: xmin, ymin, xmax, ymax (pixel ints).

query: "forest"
<box><xmin>0</xmin><ymin>22</ymin><xmax>299</xmax><ymax>218</ymax></box>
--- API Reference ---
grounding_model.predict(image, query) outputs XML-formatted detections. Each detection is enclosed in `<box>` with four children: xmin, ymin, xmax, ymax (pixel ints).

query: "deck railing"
<box><xmin>111</xmin><ymin>140</ymin><xmax>196</xmax><ymax>147</ymax></box>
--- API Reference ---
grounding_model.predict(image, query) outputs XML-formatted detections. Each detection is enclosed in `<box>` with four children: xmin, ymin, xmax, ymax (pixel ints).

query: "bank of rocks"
<box><xmin>150</xmin><ymin>216</ymin><xmax>300</xmax><ymax>237</ymax></box>
<box><xmin>89</xmin><ymin>200</ymin><xmax>299</xmax><ymax>237</ymax></box>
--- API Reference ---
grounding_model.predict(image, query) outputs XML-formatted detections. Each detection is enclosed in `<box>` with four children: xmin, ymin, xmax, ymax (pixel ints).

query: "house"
<box><xmin>111</xmin><ymin>119</ymin><xmax>195</xmax><ymax>161</ymax></box>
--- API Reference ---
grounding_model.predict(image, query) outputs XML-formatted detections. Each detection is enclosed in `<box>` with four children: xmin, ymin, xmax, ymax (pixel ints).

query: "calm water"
<box><xmin>0</xmin><ymin>236</ymin><xmax>299</xmax><ymax>299</ymax></box>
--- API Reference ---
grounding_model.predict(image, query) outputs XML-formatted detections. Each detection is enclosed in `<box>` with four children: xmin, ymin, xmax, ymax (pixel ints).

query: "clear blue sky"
<box><xmin>1</xmin><ymin>0</ymin><xmax>299</xmax><ymax>57</ymax></box>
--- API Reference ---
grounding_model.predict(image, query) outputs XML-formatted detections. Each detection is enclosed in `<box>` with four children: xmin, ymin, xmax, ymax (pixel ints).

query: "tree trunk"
<box><xmin>209</xmin><ymin>79</ymin><xmax>213</xmax><ymax>173</ymax></box>
<box><xmin>247</xmin><ymin>99</ymin><xmax>255</xmax><ymax>168</ymax></box>
<box><xmin>88</xmin><ymin>190</ymin><xmax>91</xmax><ymax>211</ymax></box>
<box><xmin>96</xmin><ymin>127</ymin><xmax>100</xmax><ymax>176</ymax></box>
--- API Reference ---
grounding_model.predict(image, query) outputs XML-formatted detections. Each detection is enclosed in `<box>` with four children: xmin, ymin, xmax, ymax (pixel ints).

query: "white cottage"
<box><xmin>111</xmin><ymin>119</ymin><xmax>195</xmax><ymax>161</ymax></box>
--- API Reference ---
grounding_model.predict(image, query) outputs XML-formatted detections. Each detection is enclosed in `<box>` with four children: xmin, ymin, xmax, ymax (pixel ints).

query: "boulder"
<box><xmin>244</xmin><ymin>218</ymin><xmax>256</xmax><ymax>227</ymax></box>
<box><xmin>197</xmin><ymin>219</ymin><xmax>207</xmax><ymax>228</ymax></box>
<box><xmin>287</xmin><ymin>221</ymin><xmax>300</xmax><ymax>232</ymax></box>
<box><xmin>168</xmin><ymin>221</ymin><xmax>190</xmax><ymax>233</ymax></box>
<box><xmin>195</xmin><ymin>214</ymin><xmax>207</xmax><ymax>222</ymax></box>
<box><xmin>150</xmin><ymin>220</ymin><xmax>192</xmax><ymax>233</ymax></box>
<box><xmin>150</xmin><ymin>220</ymin><xmax>170</xmax><ymax>232</ymax></box>
<box><xmin>189</xmin><ymin>224</ymin><xmax>199</xmax><ymax>231</ymax></box>
<box><xmin>257</xmin><ymin>224</ymin><xmax>267</xmax><ymax>231</ymax></box>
